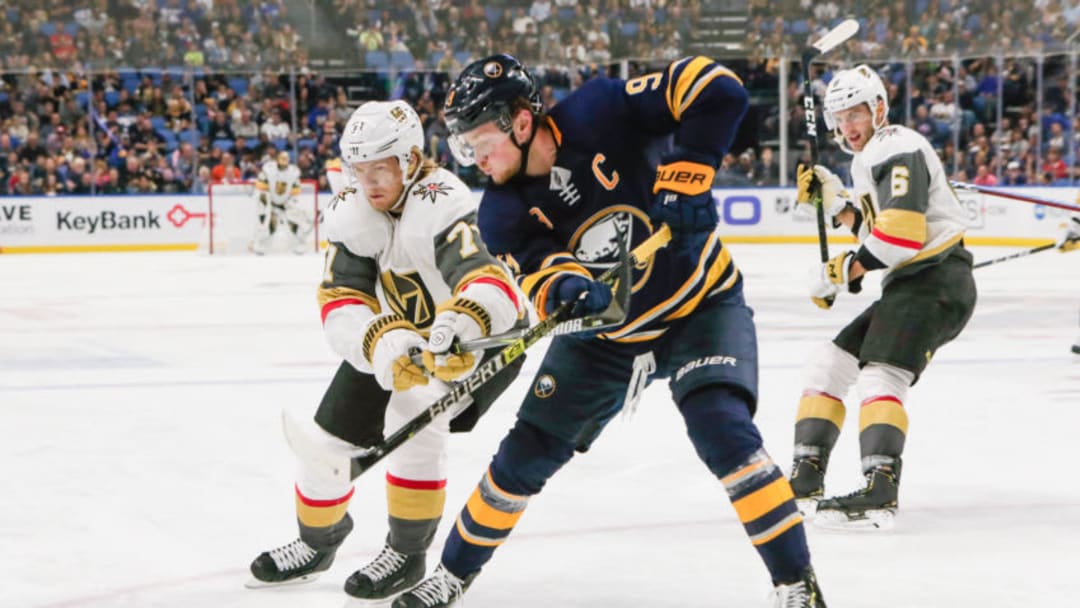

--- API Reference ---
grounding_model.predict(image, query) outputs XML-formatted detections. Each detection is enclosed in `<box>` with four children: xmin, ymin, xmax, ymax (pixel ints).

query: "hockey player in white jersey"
<box><xmin>246</xmin><ymin>100</ymin><xmax>527</xmax><ymax>603</ymax></box>
<box><xmin>252</xmin><ymin>150</ymin><xmax>311</xmax><ymax>255</ymax></box>
<box><xmin>787</xmin><ymin>65</ymin><xmax>977</xmax><ymax>530</ymax></box>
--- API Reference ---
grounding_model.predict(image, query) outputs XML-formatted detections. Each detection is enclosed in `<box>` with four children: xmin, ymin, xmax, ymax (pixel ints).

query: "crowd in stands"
<box><xmin>331</xmin><ymin>0</ymin><xmax>697</xmax><ymax>72</ymax></box>
<box><xmin>1</xmin><ymin>0</ymin><xmax>1079</xmax><ymax>196</ymax></box>
<box><xmin>731</xmin><ymin>0</ymin><xmax>1080</xmax><ymax>188</ymax></box>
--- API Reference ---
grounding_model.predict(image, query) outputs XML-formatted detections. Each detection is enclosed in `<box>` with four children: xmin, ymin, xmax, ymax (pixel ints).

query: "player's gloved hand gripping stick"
<box><xmin>342</xmin><ymin>224</ymin><xmax>671</xmax><ymax>478</ymax></box>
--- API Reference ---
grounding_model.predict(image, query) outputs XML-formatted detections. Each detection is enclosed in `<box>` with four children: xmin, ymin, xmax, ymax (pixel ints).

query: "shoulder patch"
<box><xmin>412</xmin><ymin>180</ymin><xmax>453</xmax><ymax>203</ymax></box>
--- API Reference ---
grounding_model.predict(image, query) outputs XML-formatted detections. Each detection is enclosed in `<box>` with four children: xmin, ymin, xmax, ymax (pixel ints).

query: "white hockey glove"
<box><xmin>361</xmin><ymin>313</ymin><xmax>428</xmax><ymax>391</ymax></box>
<box><xmin>421</xmin><ymin>297</ymin><xmax>489</xmax><ymax>382</ymax></box>
<box><xmin>1057</xmin><ymin>216</ymin><xmax>1080</xmax><ymax>252</ymax></box>
<box><xmin>796</xmin><ymin>164</ymin><xmax>853</xmax><ymax>219</ymax></box>
<box><xmin>808</xmin><ymin>251</ymin><xmax>859</xmax><ymax>309</ymax></box>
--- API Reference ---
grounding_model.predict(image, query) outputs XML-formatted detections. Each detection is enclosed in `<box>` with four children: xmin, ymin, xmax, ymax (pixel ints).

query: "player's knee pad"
<box><xmin>855</xmin><ymin>363</ymin><xmax>915</xmax><ymax>463</ymax></box>
<box><xmin>677</xmin><ymin>385</ymin><xmax>763</xmax><ymax>477</ymax></box>
<box><xmin>489</xmin><ymin>419</ymin><xmax>576</xmax><ymax>496</ymax></box>
<box><xmin>801</xmin><ymin>341</ymin><xmax>859</xmax><ymax>396</ymax></box>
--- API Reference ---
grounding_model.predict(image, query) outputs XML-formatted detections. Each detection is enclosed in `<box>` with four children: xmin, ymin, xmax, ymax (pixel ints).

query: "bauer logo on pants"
<box><xmin>675</xmin><ymin>355</ymin><xmax>738</xmax><ymax>381</ymax></box>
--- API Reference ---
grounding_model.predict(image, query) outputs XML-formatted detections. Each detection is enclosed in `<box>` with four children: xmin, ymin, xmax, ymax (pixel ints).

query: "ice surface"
<box><xmin>2</xmin><ymin>243</ymin><xmax>1078</xmax><ymax>607</ymax></box>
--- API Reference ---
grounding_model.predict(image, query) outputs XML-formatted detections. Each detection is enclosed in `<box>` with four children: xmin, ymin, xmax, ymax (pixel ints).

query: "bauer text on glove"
<box><xmin>649</xmin><ymin>150</ymin><xmax>718</xmax><ymax>256</ymax></box>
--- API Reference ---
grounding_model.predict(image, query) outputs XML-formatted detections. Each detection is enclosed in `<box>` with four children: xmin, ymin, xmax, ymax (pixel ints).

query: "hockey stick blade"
<box><xmin>356</xmin><ymin>225</ymin><xmax>671</xmax><ymax>476</ymax></box>
<box><xmin>810</xmin><ymin>19</ymin><xmax>859</xmax><ymax>55</ymax></box>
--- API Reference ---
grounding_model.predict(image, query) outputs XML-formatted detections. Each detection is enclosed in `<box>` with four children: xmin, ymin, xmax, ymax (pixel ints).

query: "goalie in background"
<box><xmin>790</xmin><ymin>65</ymin><xmax>976</xmax><ymax>530</ymax></box>
<box><xmin>245</xmin><ymin>100</ymin><xmax>527</xmax><ymax>604</ymax></box>
<box><xmin>251</xmin><ymin>149</ymin><xmax>312</xmax><ymax>255</ymax></box>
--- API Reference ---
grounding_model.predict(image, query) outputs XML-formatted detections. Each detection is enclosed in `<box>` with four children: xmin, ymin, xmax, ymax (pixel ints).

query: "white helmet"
<box><xmin>822</xmin><ymin>65</ymin><xmax>889</xmax><ymax>152</ymax></box>
<box><xmin>340</xmin><ymin>100</ymin><xmax>424</xmax><ymax>209</ymax></box>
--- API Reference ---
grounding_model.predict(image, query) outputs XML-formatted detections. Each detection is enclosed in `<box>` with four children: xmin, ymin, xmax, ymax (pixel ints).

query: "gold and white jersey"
<box><xmin>849</xmin><ymin>124</ymin><xmax>968</xmax><ymax>279</ymax></box>
<box><xmin>317</xmin><ymin>167</ymin><xmax>523</xmax><ymax>373</ymax></box>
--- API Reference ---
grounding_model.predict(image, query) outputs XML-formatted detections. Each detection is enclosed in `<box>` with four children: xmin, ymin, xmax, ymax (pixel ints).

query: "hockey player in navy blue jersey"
<box><xmin>393</xmin><ymin>54</ymin><xmax>826</xmax><ymax>608</ymax></box>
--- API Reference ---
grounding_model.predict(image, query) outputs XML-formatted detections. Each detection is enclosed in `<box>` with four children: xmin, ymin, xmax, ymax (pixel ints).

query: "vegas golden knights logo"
<box><xmin>380</xmin><ymin>270</ymin><xmax>435</xmax><ymax>328</ymax></box>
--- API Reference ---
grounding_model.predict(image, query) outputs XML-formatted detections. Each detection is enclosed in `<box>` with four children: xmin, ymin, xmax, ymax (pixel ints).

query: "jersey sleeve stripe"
<box><xmin>667</xmin><ymin>56</ymin><xmax>713</xmax><ymax>120</ymax></box>
<box><xmin>518</xmin><ymin>257</ymin><xmax>590</xmax><ymax>296</ymax></box>
<box><xmin>462</xmin><ymin>275</ymin><xmax>520</xmax><ymax>310</ymax></box>
<box><xmin>315</xmin><ymin>287</ymin><xmax>380</xmax><ymax>321</ymax></box>
<box><xmin>664</xmin><ymin>57</ymin><xmax>691</xmax><ymax>119</ymax></box>
<box><xmin>676</xmin><ymin>66</ymin><xmax>743</xmax><ymax>120</ymax></box>
<box><xmin>869</xmin><ymin>226</ymin><xmax>923</xmax><ymax>251</ymax></box>
<box><xmin>872</xmin><ymin>207</ymin><xmax>927</xmax><ymax>247</ymax></box>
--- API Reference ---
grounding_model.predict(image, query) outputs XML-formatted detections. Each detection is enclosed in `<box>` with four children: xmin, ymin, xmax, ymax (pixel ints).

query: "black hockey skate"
<box><xmin>344</xmin><ymin>542</ymin><xmax>426</xmax><ymax>603</ymax></box>
<box><xmin>789</xmin><ymin>457</ymin><xmax>826</xmax><ymax>517</ymax></box>
<box><xmin>772</xmin><ymin>567</ymin><xmax>826</xmax><ymax>607</ymax></box>
<box><xmin>814</xmin><ymin>459</ymin><xmax>900</xmax><ymax>531</ymax></box>
<box><xmin>246</xmin><ymin>538</ymin><xmax>336</xmax><ymax>588</ymax></box>
<box><xmin>391</xmin><ymin>564</ymin><xmax>475</xmax><ymax>608</ymax></box>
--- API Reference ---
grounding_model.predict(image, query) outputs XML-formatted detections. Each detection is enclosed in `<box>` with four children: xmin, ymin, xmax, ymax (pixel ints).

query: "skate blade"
<box><xmin>244</xmin><ymin>572</ymin><xmax>324</xmax><ymax>589</ymax></box>
<box><xmin>813</xmin><ymin>507</ymin><xmax>895</xmax><ymax>531</ymax></box>
<box><xmin>795</xmin><ymin>497</ymin><xmax>820</xmax><ymax>519</ymax></box>
<box><xmin>341</xmin><ymin>582</ymin><xmax>424</xmax><ymax>607</ymax></box>
<box><xmin>341</xmin><ymin>597</ymin><xmax>395</xmax><ymax>607</ymax></box>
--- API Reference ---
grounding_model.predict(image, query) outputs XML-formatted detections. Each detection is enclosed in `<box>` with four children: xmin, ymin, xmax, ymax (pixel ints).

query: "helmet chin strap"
<box><xmin>508</xmin><ymin>113</ymin><xmax>540</xmax><ymax>183</ymax></box>
<box><xmin>388</xmin><ymin>154</ymin><xmax>423</xmax><ymax>213</ymax></box>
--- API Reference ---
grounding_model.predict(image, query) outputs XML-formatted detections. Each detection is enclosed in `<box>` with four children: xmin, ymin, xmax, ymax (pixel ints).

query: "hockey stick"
<box><xmin>950</xmin><ymin>181</ymin><xmax>1080</xmax><ymax>214</ymax></box>
<box><xmin>351</xmin><ymin>224</ymin><xmax>672</xmax><ymax>477</ymax></box>
<box><xmin>801</xmin><ymin>18</ymin><xmax>860</xmax><ymax>307</ymax></box>
<box><xmin>973</xmin><ymin>243</ymin><xmax>1057</xmax><ymax>269</ymax></box>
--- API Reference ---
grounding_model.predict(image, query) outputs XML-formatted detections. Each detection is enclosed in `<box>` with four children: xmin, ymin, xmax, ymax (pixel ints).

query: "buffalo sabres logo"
<box><xmin>534</xmin><ymin>374</ymin><xmax>557</xmax><ymax>398</ymax></box>
<box><xmin>380</xmin><ymin>270</ymin><xmax>435</xmax><ymax>328</ymax></box>
<box><xmin>413</xmin><ymin>181</ymin><xmax>452</xmax><ymax>204</ymax></box>
<box><xmin>570</xmin><ymin>206</ymin><xmax>654</xmax><ymax>291</ymax></box>
<box><xmin>483</xmin><ymin>61</ymin><xmax>503</xmax><ymax>78</ymax></box>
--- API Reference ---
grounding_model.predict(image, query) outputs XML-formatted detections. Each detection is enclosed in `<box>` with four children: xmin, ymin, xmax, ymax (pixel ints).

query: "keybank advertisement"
<box><xmin>0</xmin><ymin>196</ymin><xmax>206</xmax><ymax>251</ymax></box>
<box><xmin>1</xmin><ymin>187</ymin><xmax>1072</xmax><ymax>253</ymax></box>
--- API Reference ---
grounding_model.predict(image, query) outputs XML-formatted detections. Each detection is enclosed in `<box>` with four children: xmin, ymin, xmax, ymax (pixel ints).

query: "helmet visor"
<box><xmin>447</xmin><ymin>129</ymin><xmax>510</xmax><ymax>168</ymax></box>
<box><xmin>448</xmin><ymin>133</ymin><xmax>476</xmax><ymax>167</ymax></box>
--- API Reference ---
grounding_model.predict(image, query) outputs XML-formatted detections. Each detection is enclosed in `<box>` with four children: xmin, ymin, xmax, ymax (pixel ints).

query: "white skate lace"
<box><xmin>774</xmin><ymin>580</ymin><xmax>809</xmax><ymax>608</ymax></box>
<box><xmin>410</xmin><ymin>565</ymin><xmax>465</xmax><ymax>606</ymax></box>
<box><xmin>268</xmin><ymin>539</ymin><xmax>317</xmax><ymax>571</ymax></box>
<box><xmin>358</xmin><ymin>545</ymin><xmax>407</xmax><ymax>582</ymax></box>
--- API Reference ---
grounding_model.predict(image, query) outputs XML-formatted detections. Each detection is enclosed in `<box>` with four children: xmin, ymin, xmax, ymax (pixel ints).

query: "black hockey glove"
<box><xmin>649</xmin><ymin>149</ymin><xmax>718</xmax><ymax>258</ymax></box>
<box><xmin>544</xmin><ymin>274</ymin><xmax>612</xmax><ymax>319</ymax></box>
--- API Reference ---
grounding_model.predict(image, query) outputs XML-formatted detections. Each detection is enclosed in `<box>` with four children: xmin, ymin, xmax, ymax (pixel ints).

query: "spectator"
<box><xmin>233</xmin><ymin>109</ymin><xmax>261</xmax><ymax>139</ymax></box>
<box><xmin>1042</xmin><ymin>146</ymin><xmax>1068</xmax><ymax>181</ymax></box>
<box><xmin>261</xmin><ymin>110</ymin><xmax>291</xmax><ymax>141</ymax></box>
<box><xmin>211</xmin><ymin>151</ymin><xmax>242</xmax><ymax>184</ymax></box>
<box><xmin>1002</xmin><ymin>160</ymin><xmax>1028</xmax><ymax>185</ymax></box>
<box><xmin>972</xmin><ymin>164</ymin><xmax>998</xmax><ymax>186</ymax></box>
<box><xmin>207</xmin><ymin>112</ymin><xmax>236</xmax><ymax>142</ymax></box>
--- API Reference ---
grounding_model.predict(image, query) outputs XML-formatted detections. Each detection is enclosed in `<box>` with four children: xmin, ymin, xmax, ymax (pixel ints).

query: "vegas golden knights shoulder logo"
<box><xmin>380</xmin><ymin>270</ymin><xmax>435</xmax><ymax>328</ymax></box>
